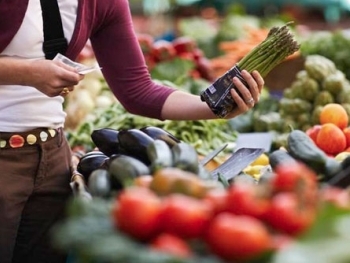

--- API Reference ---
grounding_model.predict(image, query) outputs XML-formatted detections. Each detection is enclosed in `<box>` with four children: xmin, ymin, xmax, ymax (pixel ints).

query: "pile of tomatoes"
<box><xmin>111</xmin><ymin>162</ymin><xmax>350</xmax><ymax>262</ymax></box>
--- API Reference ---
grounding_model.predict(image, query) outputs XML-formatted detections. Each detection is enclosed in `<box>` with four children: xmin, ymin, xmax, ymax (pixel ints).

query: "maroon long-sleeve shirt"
<box><xmin>0</xmin><ymin>0</ymin><xmax>176</xmax><ymax>120</ymax></box>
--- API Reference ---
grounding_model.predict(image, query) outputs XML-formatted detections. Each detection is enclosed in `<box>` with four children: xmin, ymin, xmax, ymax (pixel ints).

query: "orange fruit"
<box><xmin>316</xmin><ymin>123</ymin><xmax>347</xmax><ymax>155</ymax></box>
<box><xmin>134</xmin><ymin>175</ymin><xmax>153</xmax><ymax>188</ymax></box>
<box><xmin>319</xmin><ymin>103</ymin><xmax>349</xmax><ymax>129</ymax></box>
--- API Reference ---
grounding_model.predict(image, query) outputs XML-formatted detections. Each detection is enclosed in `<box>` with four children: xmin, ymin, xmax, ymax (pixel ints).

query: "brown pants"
<box><xmin>0</xmin><ymin>129</ymin><xmax>72</xmax><ymax>263</ymax></box>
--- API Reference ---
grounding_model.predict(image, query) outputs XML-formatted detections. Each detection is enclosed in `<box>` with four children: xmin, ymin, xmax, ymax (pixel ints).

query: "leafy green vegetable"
<box><xmin>300</xmin><ymin>30</ymin><xmax>350</xmax><ymax>80</ymax></box>
<box><xmin>150</xmin><ymin>58</ymin><xmax>195</xmax><ymax>83</ymax></box>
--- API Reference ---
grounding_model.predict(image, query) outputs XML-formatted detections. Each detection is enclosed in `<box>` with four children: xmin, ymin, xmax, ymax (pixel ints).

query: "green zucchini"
<box><xmin>172</xmin><ymin>142</ymin><xmax>199</xmax><ymax>174</ymax></box>
<box><xmin>146</xmin><ymin>139</ymin><xmax>173</xmax><ymax>173</ymax></box>
<box><xmin>324</xmin><ymin>157</ymin><xmax>342</xmax><ymax>180</ymax></box>
<box><xmin>287</xmin><ymin>130</ymin><xmax>328</xmax><ymax>174</ymax></box>
<box><xmin>269</xmin><ymin>149</ymin><xmax>297</xmax><ymax>170</ymax></box>
<box><xmin>108</xmin><ymin>154</ymin><xmax>150</xmax><ymax>188</ymax></box>
<box><xmin>87</xmin><ymin>169</ymin><xmax>111</xmax><ymax>198</ymax></box>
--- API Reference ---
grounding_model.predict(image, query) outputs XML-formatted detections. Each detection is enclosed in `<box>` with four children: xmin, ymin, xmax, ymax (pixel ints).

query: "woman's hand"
<box><xmin>224</xmin><ymin>70</ymin><xmax>264</xmax><ymax>119</ymax></box>
<box><xmin>0</xmin><ymin>57</ymin><xmax>84</xmax><ymax>97</ymax></box>
<box><xmin>27</xmin><ymin>59</ymin><xmax>84</xmax><ymax>97</ymax></box>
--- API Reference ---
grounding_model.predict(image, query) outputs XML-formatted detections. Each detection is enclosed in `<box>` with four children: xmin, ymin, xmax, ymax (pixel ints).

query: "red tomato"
<box><xmin>272</xmin><ymin>162</ymin><xmax>318</xmax><ymax>205</ymax></box>
<box><xmin>203</xmin><ymin>188</ymin><xmax>229</xmax><ymax>215</ymax></box>
<box><xmin>205</xmin><ymin>213</ymin><xmax>271</xmax><ymax>261</ymax></box>
<box><xmin>150</xmin><ymin>233</ymin><xmax>193</xmax><ymax>258</ymax></box>
<box><xmin>160</xmin><ymin>194</ymin><xmax>213</xmax><ymax>239</ymax></box>
<box><xmin>264</xmin><ymin>192</ymin><xmax>316</xmax><ymax>236</ymax></box>
<box><xmin>112</xmin><ymin>186</ymin><xmax>162</xmax><ymax>241</ymax></box>
<box><xmin>226</xmin><ymin>183</ymin><xmax>271</xmax><ymax>220</ymax></box>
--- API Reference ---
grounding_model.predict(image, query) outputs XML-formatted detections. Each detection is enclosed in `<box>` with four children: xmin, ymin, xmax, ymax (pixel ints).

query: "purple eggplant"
<box><xmin>117</xmin><ymin>128</ymin><xmax>155</xmax><ymax>165</ymax></box>
<box><xmin>140</xmin><ymin>126</ymin><xmax>180</xmax><ymax>147</ymax></box>
<box><xmin>91</xmin><ymin>128</ymin><xmax>122</xmax><ymax>157</ymax></box>
<box><xmin>77</xmin><ymin>151</ymin><xmax>109</xmax><ymax>180</ymax></box>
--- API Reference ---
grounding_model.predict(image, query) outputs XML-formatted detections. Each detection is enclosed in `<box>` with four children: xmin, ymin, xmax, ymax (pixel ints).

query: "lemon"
<box><xmin>243</xmin><ymin>165</ymin><xmax>266</xmax><ymax>180</ymax></box>
<box><xmin>334</xmin><ymin>151</ymin><xmax>350</xmax><ymax>162</ymax></box>
<box><xmin>251</xmin><ymin>153</ymin><xmax>269</xmax><ymax>166</ymax></box>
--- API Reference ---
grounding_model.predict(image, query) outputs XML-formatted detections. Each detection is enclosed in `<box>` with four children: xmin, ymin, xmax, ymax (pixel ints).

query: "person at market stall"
<box><xmin>0</xmin><ymin>1</ymin><xmax>264</xmax><ymax>263</ymax></box>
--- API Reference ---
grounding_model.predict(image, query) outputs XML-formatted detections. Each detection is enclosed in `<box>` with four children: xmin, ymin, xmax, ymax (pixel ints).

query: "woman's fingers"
<box><xmin>241</xmin><ymin>70</ymin><xmax>261</xmax><ymax>103</ymax></box>
<box><xmin>230</xmin><ymin>84</ymin><xmax>251</xmax><ymax>110</ymax></box>
<box><xmin>232</xmin><ymin>78</ymin><xmax>255</xmax><ymax>108</ymax></box>
<box><xmin>229</xmin><ymin>70</ymin><xmax>265</xmax><ymax>115</ymax></box>
<box><xmin>251</xmin><ymin>70</ymin><xmax>265</xmax><ymax>90</ymax></box>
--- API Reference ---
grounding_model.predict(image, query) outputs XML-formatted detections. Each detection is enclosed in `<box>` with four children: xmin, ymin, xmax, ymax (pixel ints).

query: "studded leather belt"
<box><xmin>0</xmin><ymin>128</ymin><xmax>62</xmax><ymax>149</ymax></box>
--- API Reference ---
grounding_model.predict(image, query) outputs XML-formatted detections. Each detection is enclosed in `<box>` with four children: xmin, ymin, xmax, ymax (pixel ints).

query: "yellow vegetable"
<box><xmin>250</xmin><ymin>153</ymin><xmax>270</xmax><ymax>166</ymax></box>
<box><xmin>243</xmin><ymin>165</ymin><xmax>267</xmax><ymax>180</ymax></box>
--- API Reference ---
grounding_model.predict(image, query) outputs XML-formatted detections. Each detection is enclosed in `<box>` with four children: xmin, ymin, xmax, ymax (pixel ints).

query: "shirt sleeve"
<box><xmin>90</xmin><ymin>0</ymin><xmax>176</xmax><ymax>120</ymax></box>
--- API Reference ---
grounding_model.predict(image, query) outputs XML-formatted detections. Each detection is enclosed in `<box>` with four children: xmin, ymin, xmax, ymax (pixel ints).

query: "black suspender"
<box><xmin>40</xmin><ymin>0</ymin><xmax>68</xmax><ymax>60</ymax></box>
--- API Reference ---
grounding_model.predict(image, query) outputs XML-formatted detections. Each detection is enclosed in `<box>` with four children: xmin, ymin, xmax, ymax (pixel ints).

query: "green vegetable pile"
<box><xmin>67</xmin><ymin>102</ymin><xmax>237</xmax><ymax>156</ymax></box>
<box><xmin>300</xmin><ymin>30</ymin><xmax>350</xmax><ymax>81</ymax></box>
<box><xmin>281</xmin><ymin>55</ymin><xmax>350</xmax><ymax>127</ymax></box>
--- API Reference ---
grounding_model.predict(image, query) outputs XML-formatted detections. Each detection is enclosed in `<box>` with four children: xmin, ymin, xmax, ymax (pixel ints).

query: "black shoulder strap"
<box><xmin>40</xmin><ymin>0</ymin><xmax>68</xmax><ymax>60</ymax></box>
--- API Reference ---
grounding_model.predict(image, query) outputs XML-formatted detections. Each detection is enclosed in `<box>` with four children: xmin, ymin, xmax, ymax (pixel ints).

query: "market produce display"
<box><xmin>59</xmin><ymin>104</ymin><xmax>350</xmax><ymax>263</ymax></box>
<box><xmin>56</xmin><ymin>7</ymin><xmax>350</xmax><ymax>263</ymax></box>
<box><xmin>53</xmin><ymin>135</ymin><xmax>350</xmax><ymax>263</ymax></box>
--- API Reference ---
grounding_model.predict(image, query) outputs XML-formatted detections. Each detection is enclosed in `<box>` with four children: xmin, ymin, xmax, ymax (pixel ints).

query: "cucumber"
<box><xmin>287</xmin><ymin>130</ymin><xmax>328</xmax><ymax>174</ymax></box>
<box><xmin>172</xmin><ymin>142</ymin><xmax>199</xmax><ymax>174</ymax></box>
<box><xmin>108</xmin><ymin>154</ymin><xmax>150</xmax><ymax>188</ymax></box>
<box><xmin>324</xmin><ymin>157</ymin><xmax>342</xmax><ymax>180</ymax></box>
<box><xmin>87</xmin><ymin>169</ymin><xmax>111</xmax><ymax>198</ymax></box>
<box><xmin>269</xmin><ymin>149</ymin><xmax>297</xmax><ymax>170</ymax></box>
<box><xmin>146</xmin><ymin>139</ymin><xmax>173</xmax><ymax>173</ymax></box>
